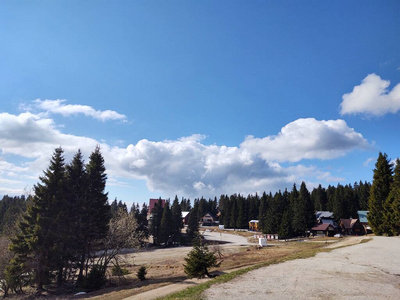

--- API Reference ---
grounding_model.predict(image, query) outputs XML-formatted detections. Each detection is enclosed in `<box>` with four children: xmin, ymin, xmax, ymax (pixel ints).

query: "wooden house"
<box><xmin>339</xmin><ymin>219</ymin><xmax>365</xmax><ymax>235</ymax></box>
<box><xmin>181</xmin><ymin>211</ymin><xmax>190</xmax><ymax>225</ymax></box>
<box><xmin>248</xmin><ymin>220</ymin><xmax>259</xmax><ymax>231</ymax></box>
<box><xmin>201</xmin><ymin>212</ymin><xmax>217</xmax><ymax>226</ymax></box>
<box><xmin>311</xmin><ymin>223</ymin><xmax>336</xmax><ymax>237</ymax></box>
<box><xmin>357</xmin><ymin>210</ymin><xmax>371</xmax><ymax>234</ymax></box>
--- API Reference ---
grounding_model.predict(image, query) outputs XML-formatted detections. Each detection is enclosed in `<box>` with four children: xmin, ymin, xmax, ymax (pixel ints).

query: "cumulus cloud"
<box><xmin>32</xmin><ymin>99</ymin><xmax>127</xmax><ymax>122</ymax></box>
<box><xmin>340</xmin><ymin>73</ymin><xmax>400</xmax><ymax>116</ymax></box>
<box><xmin>241</xmin><ymin>118</ymin><xmax>368</xmax><ymax>162</ymax></box>
<box><xmin>0</xmin><ymin>111</ymin><xmax>369</xmax><ymax>198</ymax></box>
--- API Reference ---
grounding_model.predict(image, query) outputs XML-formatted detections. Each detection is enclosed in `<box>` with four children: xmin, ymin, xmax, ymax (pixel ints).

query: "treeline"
<box><xmin>0</xmin><ymin>195</ymin><xmax>28</xmax><ymax>236</ymax></box>
<box><xmin>218</xmin><ymin>181</ymin><xmax>371</xmax><ymax>238</ymax></box>
<box><xmin>368</xmin><ymin>153</ymin><xmax>400</xmax><ymax>236</ymax></box>
<box><xmin>0</xmin><ymin>147</ymin><xmax>142</xmax><ymax>296</ymax></box>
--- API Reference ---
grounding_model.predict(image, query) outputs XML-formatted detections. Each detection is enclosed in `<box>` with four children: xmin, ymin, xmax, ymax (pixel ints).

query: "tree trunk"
<box><xmin>204</xmin><ymin>267</ymin><xmax>215</xmax><ymax>278</ymax></box>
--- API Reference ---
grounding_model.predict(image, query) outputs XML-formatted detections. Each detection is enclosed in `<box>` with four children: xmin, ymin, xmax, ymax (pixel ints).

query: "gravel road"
<box><xmin>126</xmin><ymin>230</ymin><xmax>252</xmax><ymax>266</ymax></box>
<box><xmin>204</xmin><ymin>236</ymin><xmax>400</xmax><ymax>300</ymax></box>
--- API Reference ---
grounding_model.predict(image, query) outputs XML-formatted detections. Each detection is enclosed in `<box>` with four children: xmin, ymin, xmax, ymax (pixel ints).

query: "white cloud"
<box><xmin>33</xmin><ymin>99</ymin><xmax>127</xmax><ymax>122</ymax></box>
<box><xmin>241</xmin><ymin>118</ymin><xmax>368</xmax><ymax>162</ymax></box>
<box><xmin>363</xmin><ymin>157</ymin><xmax>375</xmax><ymax>167</ymax></box>
<box><xmin>0</xmin><ymin>111</ymin><xmax>369</xmax><ymax>198</ymax></box>
<box><xmin>340</xmin><ymin>73</ymin><xmax>400</xmax><ymax>116</ymax></box>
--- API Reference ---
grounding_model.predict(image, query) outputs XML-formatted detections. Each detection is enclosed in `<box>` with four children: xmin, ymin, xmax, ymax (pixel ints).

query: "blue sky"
<box><xmin>1</xmin><ymin>1</ymin><xmax>400</xmax><ymax>207</ymax></box>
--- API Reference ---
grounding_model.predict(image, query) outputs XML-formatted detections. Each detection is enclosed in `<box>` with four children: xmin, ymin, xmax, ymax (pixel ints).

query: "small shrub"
<box><xmin>82</xmin><ymin>265</ymin><xmax>107</xmax><ymax>291</ymax></box>
<box><xmin>111</xmin><ymin>264</ymin><xmax>129</xmax><ymax>276</ymax></box>
<box><xmin>136</xmin><ymin>266</ymin><xmax>147</xmax><ymax>281</ymax></box>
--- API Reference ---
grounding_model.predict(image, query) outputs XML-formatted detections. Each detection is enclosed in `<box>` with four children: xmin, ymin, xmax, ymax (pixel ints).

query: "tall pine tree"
<box><xmin>171</xmin><ymin>196</ymin><xmax>183</xmax><ymax>243</ymax></box>
<box><xmin>368</xmin><ymin>152</ymin><xmax>393</xmax><ymax>235</ymax></box>
<box><xmin>384</xmin><ymin>158</ymin><xmax>400</xmax><ymax>235</ymax></box>
<box><xmin>10</xmin><ymin>147</ymin><xmax>67</xmax><ymax>291</ymax></box>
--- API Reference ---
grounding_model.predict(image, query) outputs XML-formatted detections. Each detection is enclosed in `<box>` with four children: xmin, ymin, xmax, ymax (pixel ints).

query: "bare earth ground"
<box><xmin>204</xmin><ymin>236</ymin><xmax>400</xmax><ymax>300</ymax></box>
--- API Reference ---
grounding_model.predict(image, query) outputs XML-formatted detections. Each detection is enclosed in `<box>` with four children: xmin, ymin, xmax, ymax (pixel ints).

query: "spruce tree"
<box><xmin>385</xmin><ymin>158</ymin><xmax>400</xmax><ymax>235</ymax></box>
<box><xmin>292</xmin><ymin>182</ymin><xmax>314</xmax><ymax>236</ymax></box>
<box><xmin>183</xmin><ymin>238</ymin><xmax>220</xmax><ymax>278</ymax></box>
<box><xmin>159</xmin><ymin>202</ymin><xmax>173</xmax><ymax>245</ymax></box>
<box><xmin>187</xmin><ymin>201</ymin><xmax>199</xmax><ymax>242</ymax></box>
<box><xmin>149</xmin><ymin>199</ymin><xmax>163</xmax><ymax>245</ymax></box>
<box><xmin>171</xmin><ymin>196</ymin><xmax>183</xmax><ymax>243</ymax></box>
<box><xmin>258</xmin><ymin>192</ymin><xmax>269</xmax><ymax>233</ymax></box>
<box><xmin>368</xmin><ymin>152</ymin><xmax>393</xmax><ymax>235</ymax></box>
<box><xmin>66</xmin><ymin>150</ymin><xmax>89</xmax><ymax>284</ymax></box>
<box><xmin>78</xmin><ymin>146</ymin><xmax>110</xmax><ymax>283</ymax></box>
<box><xmin>10</xmin><ymin>147</ymin><xmax>67</xmax><ymax>292</ymax></box>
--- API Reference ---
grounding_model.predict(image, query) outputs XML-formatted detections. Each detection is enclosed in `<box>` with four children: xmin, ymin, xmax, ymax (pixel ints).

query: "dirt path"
<box><xmin>204</xmin><ymin>236</ymin><xmax>400</xmax><ymax>300</ymax></box>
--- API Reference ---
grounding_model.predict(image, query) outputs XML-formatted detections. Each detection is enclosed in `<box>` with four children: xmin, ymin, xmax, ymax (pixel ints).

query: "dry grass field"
<box><xmin>2</xmin><ymin>231</ymin><xmax>357</xmax><ymax>300</ymax></box>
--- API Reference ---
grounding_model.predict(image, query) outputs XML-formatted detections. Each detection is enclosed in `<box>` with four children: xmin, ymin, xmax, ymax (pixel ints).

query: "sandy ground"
<box><xmin>204</xmin><ymin>236</ymin><xmax>400</xmax><ymax>300</ymax></box>
<box><xmin>123</xmin><ymin>230</ymin><xmax>253</xmax><ymax>266</ymax></box>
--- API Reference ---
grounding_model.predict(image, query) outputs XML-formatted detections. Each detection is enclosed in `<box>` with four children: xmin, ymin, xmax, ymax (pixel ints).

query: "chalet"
<box><xmin>248</xmin><ymin>220</ymin><xmax>259</xmax><ymax>231</ymax></box>
<box><xmin>201</xmin><ymin>212</ymin><xmax>217</xmax><ymax>226</ymax></box>
<box><xmin>315</xmin><ymin>211</ymin><xmax>338</xmax><ymax>230</ymax></box>
<box><xmin>182</xmin><ymin>211</ymin><xmax>190</xmax><ymax>225</ymax></box>
<box><xmin>339</xmin><ymin>218</ymin><xmax>365</xmax><ymax>235</ymax></box>
<box><xmin>148</xmin><ymin>198</ymin><xmax>166</xmax><ymax>214</ymax></box>
<box><xmin>357</xmin><ymin>210</ymin><xmax>371</xmax><ymax>234</ymax></box>
<box><xmin>311</xmin><ymin>223</ymin><xmax>336</xmax><ymax>237</ymax></box>
<box><xmin>147</xmin><ymin>198</ymin><xmax>166</xmax><ymax>226</ymax></box>
<box><xmin>316</xmin><ymin>211</ymin><xmax>334</xmax><ymax>219</ymax></box>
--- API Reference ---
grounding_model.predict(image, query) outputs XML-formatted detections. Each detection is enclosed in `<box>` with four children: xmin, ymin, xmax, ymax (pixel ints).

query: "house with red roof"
<box><xmin>148</xmin><ymin>198</ymin><xmax>165</xmax><ymax>212</ymax></box>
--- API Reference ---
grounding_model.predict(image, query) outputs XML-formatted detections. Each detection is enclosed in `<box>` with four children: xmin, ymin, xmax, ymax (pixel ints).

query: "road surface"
<box><xmin>204</xmin><ymin>236</ymin><xmax>400</xmax><ymax>300</ymax></box>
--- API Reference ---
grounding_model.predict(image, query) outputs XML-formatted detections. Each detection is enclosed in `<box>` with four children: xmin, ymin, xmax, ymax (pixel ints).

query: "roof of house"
<box><xmin>311</xmin><ymin>223</ymin><xmax>335</xmax><ymax>231</ymax></box>
<box><xmin>320</xmin><ymin>218</ymin><xmax>336</xmax><ymax>226</ymax></box>
<box><xmin>203</xmin><ymin>212</ymin><xmax>216</xmax><ymax>218</ymax></box>
<box><xmin>148</xmin><ymin>198</ymin><xmax>165</xmax><ymax>213</ymax></box>
<box><xmin>249</xmin><ymin>220</ymin><xmax>259</xmax><ymax>223</ymax></box>
<box><xmin>340</xmin><ymin>219</ymin><xmax>359</xmax><ymax>229</ymax></box>
<box><xmin>357</xmin><ymin>210</ymin><xmax>369</xmax><ymax>223</ymax></box>
<box><xmin>181</xmin><ymin>211</ymin><xmax>190</xmax><ymax>218</ymax></box>
<box><xmin>316</xmin><ymin>211</ymin><xmax>334</xmax><ymax>219</ymax></box>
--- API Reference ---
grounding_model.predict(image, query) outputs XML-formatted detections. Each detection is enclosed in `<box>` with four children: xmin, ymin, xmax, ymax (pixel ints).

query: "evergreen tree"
<box><xmin>149</xmin><ymin>199</ymin><xmax>163</xmax><ymax>245</ymax></box>
<box><xmin>332</xmin><ymin>184</ymin><xmax>346</xmax><ymax>220</ymax></box>
<box><xmin>235</xmin><ymin>194</ymin><xmax>247</xmax><ymax>229</ymax></box>
<box><xmin>248</xmin><ymin>194</ymin><xmax>260</xmax><ymax>221</ymax></box>
<box><xmin>180</xmin><ymin>198</ymin><xmax>192</xmax><ymax>211</ymax></box>
<box><xmin>159</xmin><ymin>202</ymin><xmax>173</xmax><ymax>245</ymax></box>
<box><xmin>357</xmin><ymin>181</ymin><xmax>371</xmax><ymax>210</ymax></box>
<box><xmin>77</xmin><ymin>146</ymin><xmax>111</xmax><ymax>283</ymax></box>
<box><xmin>368</xmin><ymin>152</ymin><xmax>393</xmax><ymax>235</ymax></box>
<box><xmin>0</xmin><ymin>195</ymin><xmax>27</xmax><ymax>236</ymax></box>
<box><xmin>66</xmin><ymin>150</ymin><xmax>89</xmax><ymax>284</ymax></box>
<box><xmin>218</xmin><ymin>195</ymin><xmax>230</xmax><ymax>227</ymax></box>
<box><xmin>171</xmin><ymin>196</ymin><xmax>183</xmax><ymax>242</ymax></box>
<box><xmin>197</xmin><ymin>197</ymin><xmax>206</xmax><ymax>221</ymax></box>
<box><xmin>278</xmin><ymin>210</ymin><xmax>292</xmax><ymax>240</ymax></box>
<box><xmin>292</xmin><ymin>182</ymin><xmax>314</xmax><ymax>236</ymax></box>
<box><xmin>385</xmin><ymin>158</ymin><xmax>400</xmax><ymax>235</ymax></box>
<box><xmin>10</xmin><ymin>147</ymin><xmax>67</xmax><ymax>291</ymax></box>
<box><xmin>187</xmin><ymin>201</ymin><xmax>199</xmax><ymax>242</ymax></box>
<box><xmin>183</xmin><ymin>238</ymin><xmax>220</xmax><ymax>279</ymax></box>
<box><xmin>229</xmin><ymin>195</ymin><xmax>238</xmax><ymax>229</ymax></box>
<box><xmin>311</xmin><ymin>185</ymin><xmax>327</xmax><ymax>211</ymax></box>
<box><xmin>258</xmin><ymin>192</ymin><xmax>269</xmax><ymax>232</ymax></box>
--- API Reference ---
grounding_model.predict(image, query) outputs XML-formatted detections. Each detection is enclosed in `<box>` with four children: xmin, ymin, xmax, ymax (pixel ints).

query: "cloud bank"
<box><xmin>340</xmin><ymin>73</ymin><xmax>400</xmax><ymax>116</ymax></box>
<box><xmin>0</xmin><ymin>108</ymin><xmax>369</xmax><ymax>198</ymax></box>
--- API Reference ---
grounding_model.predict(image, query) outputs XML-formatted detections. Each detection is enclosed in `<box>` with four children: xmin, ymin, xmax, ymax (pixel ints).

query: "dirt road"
<box><xmin>204</xmin><ymin>236</ymin><xmax>400</xmax><ymax>300</ymax></box>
